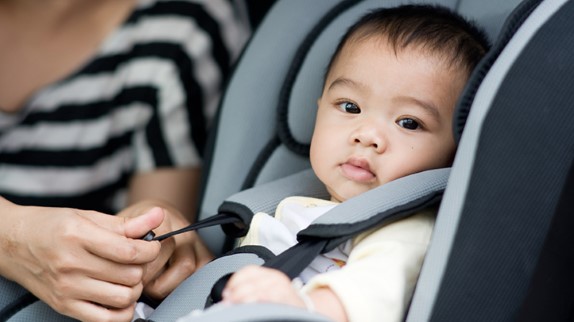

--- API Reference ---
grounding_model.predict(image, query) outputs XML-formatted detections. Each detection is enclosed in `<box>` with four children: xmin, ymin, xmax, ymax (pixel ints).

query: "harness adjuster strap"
<box><xmin>141</xmin><ymin>213</ymin><xmax>244</xmax><ymax>242</ymax></box>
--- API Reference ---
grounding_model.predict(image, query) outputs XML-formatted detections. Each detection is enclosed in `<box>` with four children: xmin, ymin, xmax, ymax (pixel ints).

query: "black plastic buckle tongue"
<box><xmin>141</xmin><ymin>231</ymin><xmax>156</xmax><ymax>241</ymax></box>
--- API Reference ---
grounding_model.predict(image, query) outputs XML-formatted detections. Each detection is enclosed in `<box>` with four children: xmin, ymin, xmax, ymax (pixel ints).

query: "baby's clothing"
<box><xmin>240</xmin><ymin>196</ymin><xmax>436</xmax><ymax>322</ymax></box>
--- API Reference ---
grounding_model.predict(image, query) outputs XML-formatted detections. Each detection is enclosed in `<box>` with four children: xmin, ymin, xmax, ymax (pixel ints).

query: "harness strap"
<box><xmin>263</xmin><ymin>239</ymin><xmax>328</xmax><ymax>279</ymax></box>
<box><xmin>148</xmin><ymin>213</ymin><xmax>243</xmax><ymax>241</ymax></box>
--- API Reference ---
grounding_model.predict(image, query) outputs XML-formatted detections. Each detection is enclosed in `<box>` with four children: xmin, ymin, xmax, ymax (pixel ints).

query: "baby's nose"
<box><xmin>352</xmin><ymin>126</ymin><xmax>386</xmax><ymax>153</ymax></box>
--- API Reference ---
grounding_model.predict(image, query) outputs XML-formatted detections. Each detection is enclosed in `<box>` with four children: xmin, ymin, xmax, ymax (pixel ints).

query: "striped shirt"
<box><xmin>0</xmin><ymin>0</ymin><xmax>250</xmax><ymax>214</ymax></box>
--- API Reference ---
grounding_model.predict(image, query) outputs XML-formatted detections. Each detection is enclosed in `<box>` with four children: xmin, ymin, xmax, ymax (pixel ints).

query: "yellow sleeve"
<box><xmin>303</xmin><ymin>210</ymin><xmax>436</xmax><ymax>322</ymax></box>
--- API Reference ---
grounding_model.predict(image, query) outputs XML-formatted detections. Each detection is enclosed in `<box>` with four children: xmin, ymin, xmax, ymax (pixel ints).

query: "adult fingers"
<box><xmin>143</xmin><ymin>231</ymin><xmax>213</xmax><ymax>299</ymax></box>
<box><xmin>77</xmin><ymin>206</ymin><xmax>164</xmax><ymax>240</ymax></box>
<box><xmin>89</xmin><ymin>208</ymin><xmax>164</xmax><ymax>264</ymax></box>
<box><xmin>39</xmin><ymin>271</ymin><xmax>141</xmax><ymax>322</ymax></box>
<box><xmin>84</xmin><ymin>231</ymin><xmax>160</xmax><ymax>265</ymax></box>
<box><xmin>142</xmin><ymin>237</ymin><xmax>175</xmax><ymax>286</ymax></box>
<box><xmin>60</xmin><ymin>299</ymin><xmax>136</xmax><ymax>322</ymax></box>
<box><xmin>78</xmin><ymin>256</ymin><xmax>145</xmax><ymax>287</ymax></box>
<box><xmin>142</xmin><ymin>241</ymin><xmax>193</xmax><ymax>300</ymax></box>
<box><xmin>76</xmin><ymin>278</ymin><xmax>143</xmax><ymax>310</ymax></box>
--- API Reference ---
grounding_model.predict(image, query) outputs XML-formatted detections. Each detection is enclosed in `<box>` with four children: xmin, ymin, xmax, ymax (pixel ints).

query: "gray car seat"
<box><xmin>3</xmin><ymin>0</ymin><xmax>574</xmax><ymax>321</ymax></box>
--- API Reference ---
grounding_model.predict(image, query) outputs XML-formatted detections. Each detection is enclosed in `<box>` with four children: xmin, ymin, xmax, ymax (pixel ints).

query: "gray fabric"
<box><xmin>457</xmin><ymin>0</ymin><xmax>524</xmax><ymax>42</ymax></box>
<box><xmin>176</xmin><ymin>303</ymin><xmax>332</xmax><ymax>322</ymax></box>
<box><xmin>149</xmin><ymin>253</ymin><xmax>264</xmax><ymax>321</ymax></box>
<box><xmin>253</xmin><ymin>146</ymin><xmax>312</xmax><ymax>186</ymax></box>
<box><xmin>7</xmin><ymin>301</ymin><xmax>76</xmax><ymax>322</ymax></box>
<box><xmin>0</xmin><ymin>277</ymin><xmax>28</xmax><ymax>313</ymax></box>
<box><xmin>406</xmin><ymin>0</ymin><xmax>569</xmax><ymax>321</ymax></box>
<box><xmin>225</xmin><ymin>168</ymin><xmax>329</xmax><ymax>217</ymax></box>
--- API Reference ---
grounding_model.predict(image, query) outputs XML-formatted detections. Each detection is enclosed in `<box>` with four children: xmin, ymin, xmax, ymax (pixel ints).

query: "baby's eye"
<box><xmin>397</xmin><ymin>118</ymin><xmax>420</xmax><ymax>130</ymax></box>
<box><xmin>337</xmin><ymin>102</ymin><xmax>361</xmax><ymax>114</ymax></box>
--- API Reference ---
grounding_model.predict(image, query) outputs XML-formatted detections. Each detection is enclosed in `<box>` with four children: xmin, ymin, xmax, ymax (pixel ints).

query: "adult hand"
<box><xmin>117</xmin><ymin>200</ymin><xmax>213</xmax><ymax>301</ymax></box>
<box><xmin>0</xmin><ymin>198</ymin><xmax>163</xmax><ymax>322</ymax></box>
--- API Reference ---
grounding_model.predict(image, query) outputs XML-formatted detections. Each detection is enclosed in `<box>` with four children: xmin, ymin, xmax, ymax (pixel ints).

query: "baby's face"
<box><xmin>310</xmin><ymin>37</ymin><xmax>467</xmax><ymax>202</ymax></box>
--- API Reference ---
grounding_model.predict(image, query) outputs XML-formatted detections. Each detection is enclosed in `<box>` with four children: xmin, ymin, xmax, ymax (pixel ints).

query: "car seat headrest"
<box><xmin>277</xmin><ymin>1</ymin><xmax>366</xmax><ymax>156</ymax></box>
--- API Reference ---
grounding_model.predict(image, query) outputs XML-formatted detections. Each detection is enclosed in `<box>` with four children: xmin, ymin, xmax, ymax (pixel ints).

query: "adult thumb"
<box><xmin>123</xmin><ymin>207</ymin><xmax>165</xmax><ymax>239</ymax></box>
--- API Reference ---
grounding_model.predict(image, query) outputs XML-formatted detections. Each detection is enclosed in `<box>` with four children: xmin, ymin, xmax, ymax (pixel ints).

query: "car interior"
<box><xmin>1</xmin><ymin>0</ymin><xmax>573</xmax><ymax>321</ymax></box>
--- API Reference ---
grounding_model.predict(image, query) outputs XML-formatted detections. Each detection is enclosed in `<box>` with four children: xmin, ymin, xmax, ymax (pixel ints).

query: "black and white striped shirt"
<box><xmin>0</xmin><ymin>0</ymin><xmax>250</xmax><ymax>213</ymax></box>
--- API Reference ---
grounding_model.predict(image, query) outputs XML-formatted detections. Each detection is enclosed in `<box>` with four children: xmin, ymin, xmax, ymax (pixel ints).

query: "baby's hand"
<box><xmin>221</xmin><ymin>265</ymin><xmax>308</xmax><ymax>309</ymax></box>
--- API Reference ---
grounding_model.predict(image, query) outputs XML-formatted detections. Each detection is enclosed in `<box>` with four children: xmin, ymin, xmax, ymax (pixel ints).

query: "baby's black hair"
<box><xmin>324</xmin><ymin>4</ymin><xmax>491</xmax><ymax>82</ymax></box>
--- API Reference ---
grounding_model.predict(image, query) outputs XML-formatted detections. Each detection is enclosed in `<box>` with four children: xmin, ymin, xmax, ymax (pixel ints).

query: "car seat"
<box><xmin>2</xmin><ymin>0</ymin><xmax>574</xmax><ymax>321</ymax></box>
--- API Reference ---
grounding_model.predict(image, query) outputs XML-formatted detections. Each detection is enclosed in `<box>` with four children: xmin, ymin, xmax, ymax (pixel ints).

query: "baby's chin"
<box><xmin>328</xmin><ymin>187</ymin><xmax>371</xmax><ymax>203</ymax></box>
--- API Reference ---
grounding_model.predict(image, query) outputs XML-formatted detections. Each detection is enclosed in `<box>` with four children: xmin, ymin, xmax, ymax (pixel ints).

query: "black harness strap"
<box><xmin>263</xmin><ymin>239</ymin><xmax>328</xmax><ymax>279</ymax></box>
<box><xmin>0</xmin><ymin>292</ymin><xmax>38</xmax><ymax>322</ymax></box>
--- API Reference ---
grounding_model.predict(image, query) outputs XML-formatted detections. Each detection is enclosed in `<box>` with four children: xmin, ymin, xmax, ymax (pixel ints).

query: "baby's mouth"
<box><xmin>340</xmin><ymin>158</ymin><xmax>376</xmax><ymax>183</ymax></box>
